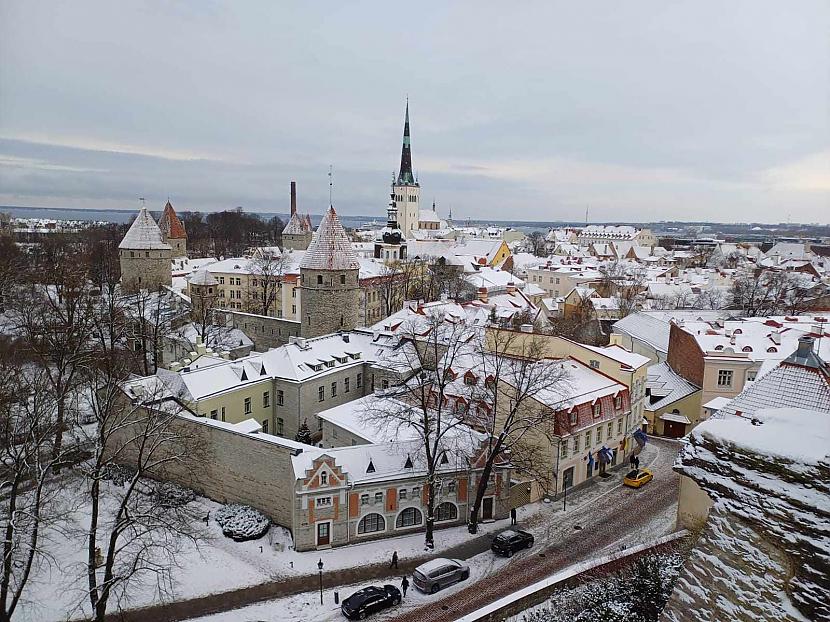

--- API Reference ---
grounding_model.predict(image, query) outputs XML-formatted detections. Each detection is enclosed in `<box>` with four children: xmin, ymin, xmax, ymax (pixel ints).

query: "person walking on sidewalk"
<box><xmin>401</xmin><ymin>575</ymin><xmax>409</xmax><ymax>598</ymax></box>
<box><xmin>634</xmin><ymin>456</ymin><xmax>640</xmax><ymax>470</ymax></box>
<box><xmin>390</xmin><ymin>551</ymin><xmax>398</xmax><ymax>569</ymax></box>
<box><xmin>510</xmin><ymin>507</ymin><xmax>517</xmax><ymax>525</ymax></box>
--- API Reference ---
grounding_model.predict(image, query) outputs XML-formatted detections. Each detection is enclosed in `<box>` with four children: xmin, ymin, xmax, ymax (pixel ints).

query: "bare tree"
<box><xmin>526</xmin><ymin>231</ymin><xmax>547</xmax><ymax>257</ymax></box>
<box><xmin>465</xmin><ymin>329</ymin><xmax>570</xmax><ymax>532</ymax></box>
<box><xmin>0</xmin><ymin>364</ymin><xmax>69</xmax><ymax>621</ymax></box>
<box><xmin>364</xmin><ymin>312</ymin><xmax>476</xmax><ymax>548</ymax></box>
<box><xmin>125</xmin><ymin>290</ymin><xmax>175</xmax><ymax>376</ymax></box>
<box><xmin>78</xmin><ymin>346</ymin><xmax>201</xmax><ymax>622</ymax></box>
<box><xmin>377</xmin><ymin>263</ymin><xmax>406</xmax><ymax>319</ymax></box>
<box><xmin>598</xmin><ymin>260</ymin><xmax>646</xmax><ymax>318</ymax></box>
<box><xmin>731</xmin><ymin>270</ymin><xmax>823</xmax><ymax>316</ymax></box>
<box><xmin>247</xmin><ymin>253</ymin><xmax>290</xmax><ymax>317</ymax></box>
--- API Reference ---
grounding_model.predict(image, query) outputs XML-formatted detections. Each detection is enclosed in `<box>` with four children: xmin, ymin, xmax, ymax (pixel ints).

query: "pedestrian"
<box><xmin>401</xmin><ymin>575</ymin><xmax>409</xmax><ymax>598</ymax></box>
<box><xmin>634</xmin><ymin>456</ymin><xmax>640</xmax><ymax>470</ymax></box>
<box><xmin>510</xmin><ymin>507</ymin><xmax>517</xmax><ymax>525</ymax></box>
<box><xmin>390</xmin><ymin>551</ymin><xmax>398</xmax><ymax>569</ymax></box>
<box><xmin>629</xmin><ymin>454</ymin><xmax>635</xmax><ymax>468</ymax></box>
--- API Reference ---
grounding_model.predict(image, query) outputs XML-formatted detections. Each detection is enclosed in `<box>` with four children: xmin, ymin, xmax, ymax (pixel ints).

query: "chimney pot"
<box><xmin>797</xmin><ymin>335</ymin><xmax>814</xmax><ymax>357</ymax></box>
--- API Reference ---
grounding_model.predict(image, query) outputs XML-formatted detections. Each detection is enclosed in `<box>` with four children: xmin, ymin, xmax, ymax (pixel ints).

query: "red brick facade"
<box><xmin>552</xmin><ymin>388</ymin><xmax>630</xmax><ymax>436</ymax></box>
<box><xmin>667</xmin><ymin>322</ymin><xmax>705</xmax><ymax>386</ymax></box>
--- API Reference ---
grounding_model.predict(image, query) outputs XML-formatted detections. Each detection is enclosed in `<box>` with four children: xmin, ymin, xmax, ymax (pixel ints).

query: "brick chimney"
<box><xmin>477</xmin><ymin>287</ymin><xmax>488</xmax><ymax>303</ymax></box>
<box><xmin>290</xmin><ymin>181</ymin><xmax>297</xmax><ymax>216</ymax></box>
<box><xmin>506</xmin><ymin>281</ymin><xmax>517</xmax><ymax>294</ymax></box>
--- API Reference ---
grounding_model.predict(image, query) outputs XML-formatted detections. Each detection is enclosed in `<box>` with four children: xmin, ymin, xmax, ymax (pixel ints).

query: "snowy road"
<box><xmin>187</xmin><ymin>437</ymin><xmax>681</xmax><ymax>622</ymax></box>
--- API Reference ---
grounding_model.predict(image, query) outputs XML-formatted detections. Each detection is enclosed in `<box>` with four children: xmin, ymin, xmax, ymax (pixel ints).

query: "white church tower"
<box><xmin>392</xmin><ymin>101</ymin><xmax>420</xmax><ymax>238</ymax></box>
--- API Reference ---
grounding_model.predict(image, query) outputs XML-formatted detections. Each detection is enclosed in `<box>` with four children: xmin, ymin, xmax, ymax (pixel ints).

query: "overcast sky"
<box><xmin>1</xmin><ymin>1</ymin><xmax>828</xmax><ymax>223</ymax></box>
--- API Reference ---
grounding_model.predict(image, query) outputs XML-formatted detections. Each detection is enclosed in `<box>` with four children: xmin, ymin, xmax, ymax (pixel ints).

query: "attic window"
<box><xmin>742</xmin><ymin>346</ymin><xmax>753</xmax><ymax>352</ymax></box>
<box><xmin>404</xmin><ymin>456</ymin><xmax>413</xmax><ymax>469</ymax></box>
<box><xmin>440</xmin><ymin>452</ymin><xmax>449</xmax><ymax>465</ymax></box>
<box><xmin>714</xmin><ymin>345</ymin><xmax>724</xmax><ymax>351</ymax></box>
<box><xmin>325</xmin><ymin>360</ymin><xmax>335</xmax><ymax>368</ymax></box>
<box><xmin>240</xmin><ymin>369</ymin><xmax>248</xmax><ymax>381</ymax></box>
<box><xmin>260</xmin><ymin>364</ymin><xmax>266</xmax><ymax>376</ymax></box>
<box><xmin>733</xmin><ymin>329</ymin><xmax>742</xmax><ymax>334</ymax></box>
<box><xmin>320</xmin><ymin>471</ymin><xmax>328</xmax><ymax>485</ymax></box>
<box><xmin>366</xmin><ymin>459</ymin><xmax>375</xmax><ymax>474</ymax></box>
<box><xmin>593</xmin><ymin>403</ymin><xmax>602</xmax><ymax>417</ymax></box>
<box><xmin>569</xmin><ymin>411</ymin><xmax>577</xmax><ymax>425</ymax></box>
<box><xmin>767</xmin><ymin>346</ymin><xmax>778</xmax><ymax>353</ymax></box>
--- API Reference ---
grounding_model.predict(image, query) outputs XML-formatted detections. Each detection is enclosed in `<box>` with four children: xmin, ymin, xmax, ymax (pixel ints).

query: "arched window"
<box><xmin>742</xmin><ymin>346</ymin><xmax>752</xmax><ymax>352</ymax></box>
<box><xmin>395</xmin><ymin>507</ymin><xmax>423</xmax><ymax>528</ymax></box>
<box><xmin>436</xmin><ymin>502</ymin><xmax>458</xmax><ymax>522</ymax></box>
<box><xmin>357</xmin><ymin>513</ymin><xmax>385</xmax><ymax>534</ymax></box>
<box><xmin>767</xmin><ymin>346</ymin><xmax>778</xmax><ymax>353</ymax></box>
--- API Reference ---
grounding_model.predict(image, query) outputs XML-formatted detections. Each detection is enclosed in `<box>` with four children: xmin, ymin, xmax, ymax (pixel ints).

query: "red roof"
<box><xmin>159</xmin><ymin>201</ymin><xmax>187</xmax><ymax>239</ymax></box>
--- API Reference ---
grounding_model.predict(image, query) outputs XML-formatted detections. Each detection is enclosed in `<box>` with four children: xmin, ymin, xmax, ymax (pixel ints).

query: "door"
<box><xmin>563</xmin><ymin>467</ymin><xmax>574</xmax><ymax>490</ymax></box>
<box><xmin>664</xmin><ymin>420</ymin><xmax>686</xmax><ymax>439</ymax></box>
<box><xmin>482</xmin><ymin>497</ymin><xmax>494</xmax><ymax>521</ymax></box>
<box><xmin>317</xmin><ymin>522</ymin><xmax>330</xmax><ymax>546</ymax></box>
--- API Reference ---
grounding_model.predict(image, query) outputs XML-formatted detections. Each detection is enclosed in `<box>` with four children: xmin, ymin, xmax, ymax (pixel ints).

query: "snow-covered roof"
<box><xmin>702</xmin><ymin>396</ymin><xmax>730</xmax><ymax>411</ymax></box>
<box><xmin>283</xmin><ymin>212</ymin><xmax>312</xmax><ymax>235</ymax></box>
<box><xmin>533</xmin><ymin>358</ymin><xmax>627</xmax><ymax>410</ymax></box>
<box><xmin>579</xmin><ymin>343</ymin><xmax>651</xmax><ymax>370</ymax></box>
<box><xmin>300</xmin><ymin>207</ymin><xmax>359</xmax><ymax>271</ymax></box>
<box><xmin>646</xmin><ymin>362</ymin><xmax>700</xmax><ymax>410</ymax></box>
<box><xmin>188</xmin><ymin>269</ymin><xmax>217</xmax><ymax>286</ymax></box>
<box><xmin>316</xmin><ymin>395</ymin><xmax>421</xmax><ymax>444</ymax></box>
<box><xmin>119</xmin><ymin>207</ymin><xmax>172</xmax><ymax>251</ymax></box>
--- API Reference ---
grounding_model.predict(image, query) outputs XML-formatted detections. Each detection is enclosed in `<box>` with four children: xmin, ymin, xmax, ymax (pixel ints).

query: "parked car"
<box><xmin>412</xmin><ymin>558</ymin><xmax>470</xmax><ymax>594</ymax></box>
<box><xmin>341</xmin><ymin>585</ymin><xmax>401</xmax><ymax>619</ymax></box>
<box><xmin>491</xmin><ymin>529</ymin><xmax>535</xmax><ymax>557</ymax></box>
<box><xmin>623</xmin><ymin>468</ymin><xmax>654</xmax><ymax>488</ymax></box>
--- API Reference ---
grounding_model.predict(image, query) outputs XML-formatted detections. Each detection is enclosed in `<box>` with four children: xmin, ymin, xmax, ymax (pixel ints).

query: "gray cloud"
<box><xmin>0</xmin><ymin>0</ymin><xmax>828</xmax><ymax>223</ymax></box>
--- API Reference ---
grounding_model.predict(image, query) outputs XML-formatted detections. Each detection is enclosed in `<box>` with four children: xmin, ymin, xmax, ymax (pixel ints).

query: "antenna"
<box><xmin>328</xmin><ymin>165</ymin><xmax>333</xmax><ymax>207</ymax></box>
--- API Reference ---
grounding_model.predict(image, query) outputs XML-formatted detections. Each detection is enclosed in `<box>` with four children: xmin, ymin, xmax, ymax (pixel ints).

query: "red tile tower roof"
<box><xmin>159</xmin><ymin>200</ymin><xmax>187</xmax><ymax>240</ymax></box>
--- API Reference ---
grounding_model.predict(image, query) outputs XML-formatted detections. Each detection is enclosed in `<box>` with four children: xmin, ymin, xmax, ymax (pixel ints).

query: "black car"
<box><xmin>341</xmin><ymin>584</ymin><xmax>402</xmax><ymax>619</ymax></box>
<box><xmin>490</xmin><ymin>529</ymin><xmax>535</xmax><ymax>557</ymax></box>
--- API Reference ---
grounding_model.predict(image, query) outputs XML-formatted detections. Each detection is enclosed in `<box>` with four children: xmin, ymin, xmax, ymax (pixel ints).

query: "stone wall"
<box><xmin>120</xmin><ymin>248</ymin><xmax>172</xmax><ymax>294</ymax></box>
<box><xmin>282</xmin><ymin>232</ymin><xmax>312</xmax><ymax>251</ymax></box>
<box><xmin>299</xmin><ymin>268</ymin><xmax>361</xmax><ymax>338</ymax></box>
<box><xmin>227</xmin><ymin>310</ymin><xmax>301</xmax><ymax>350</ymax></box>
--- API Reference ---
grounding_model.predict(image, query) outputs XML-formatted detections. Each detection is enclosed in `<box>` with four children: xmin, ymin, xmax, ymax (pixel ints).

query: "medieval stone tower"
<box><xmin>119</xmin><ymin>206</ymin><xmax>172</xmax><ymax>294</ymax></box>
<box><xmin>282</xmin><ymin>181</ymin><xmax>313</xmax><ymax>251</ymax></box>
<box><xmin>158</xmin><ymin>200</ymin><xmax>187</xmax><ymax>257</ymax></box>
<box><xmin>299</xmin><ymin>206</ymin><xmax>360</xmax><ymax>338</ymax></box>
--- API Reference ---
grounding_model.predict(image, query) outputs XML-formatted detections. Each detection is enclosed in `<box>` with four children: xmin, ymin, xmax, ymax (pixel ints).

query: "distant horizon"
<box><xmin>2</xmin><ymin>203</ymin><xmax>827</xmax><ymax>229</ymax></box>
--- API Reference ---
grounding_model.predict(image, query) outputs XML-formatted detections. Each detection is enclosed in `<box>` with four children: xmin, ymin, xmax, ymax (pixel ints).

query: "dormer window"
<box><xmin>320</xmin><ymin>471</ymin><xmax>328</xmax><ymax>485</ymax></box>
<box><xmin>440</xmin><ymin>452</ymin><xmax>449</xmax><ymax>465</ymax></box>
<box><xmin>742</xmin><ymin>346</ymin><xmax>753</xmax><ymax>352</ymax></box>
<box><xmin>767</xmin><ymin>346</ymin><xmax>778</xmax><ymax>353</ymax></box>
<box><xmin>593</xmin><ymin>403</ymin><xmax>602</xmax><ymax>418</ymax></box>
<box><xmin>366</xmin><ymin>459</ymin><xmax>375</xmax><ymax>474</ymax></box>
<box><xmin>714</xmin><ymin>345</ymin><xmax>724</xmax><ymax>351</ymax></box>
<box><xmin>569</xmin><ymin>411</ymin><xmax>577</xmax><ymax>425</ymax></box>
<box><xmin>404</xmin><ymin>456</ymin><xmax>413</xmax><ymax>469</ymax></box>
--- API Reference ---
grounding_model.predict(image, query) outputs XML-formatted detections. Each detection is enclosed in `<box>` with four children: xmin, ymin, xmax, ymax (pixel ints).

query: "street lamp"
<box><xmin>317</xmin><ymin>558</ymin><xmax>324</xmax><ymax>605</ymax></box>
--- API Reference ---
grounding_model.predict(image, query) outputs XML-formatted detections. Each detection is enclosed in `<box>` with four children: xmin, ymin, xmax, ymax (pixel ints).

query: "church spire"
<box><xmin>397</xmin><ymin>99</ymin><xmax>415</xmax><ymax>185</ymax></box>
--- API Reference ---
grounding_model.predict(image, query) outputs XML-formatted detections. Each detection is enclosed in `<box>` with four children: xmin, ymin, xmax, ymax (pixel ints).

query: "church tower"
<box><xmin>158</xmin><ymin>200</ymin><xmax>187</xmax><ymax>257</ymax></box>
<box><xmin>299</xmin><ymin>206</ymin><xmax>361</xmax><ymax>338</ymax></box>
<box><xmin>119</xmin><ymin>206</ymin><xmax>172</xmax><ymax>294</ymax></box>
<box><xmin>392</xmin><ymin>101</ymin><xmax>420</xmax><ymax>238</ymax></box>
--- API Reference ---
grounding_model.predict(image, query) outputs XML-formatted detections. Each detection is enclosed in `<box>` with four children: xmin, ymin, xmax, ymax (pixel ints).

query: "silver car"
<box><xmin>412</xmin><ymin>558</ymin><xmax>470</xmax><ymax>594</ymax></box>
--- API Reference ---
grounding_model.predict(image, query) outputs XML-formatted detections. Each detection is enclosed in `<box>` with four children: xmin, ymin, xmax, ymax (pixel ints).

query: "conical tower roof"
<box><xmin>299</xmin><ymin>207</ymin><xmax>359</xmax><ymax>271</ymax></box>
<box><xmin>397</xmin><ymin>100</ymin><xmax>416</xmax><ymax>186</ymax></box>
<box><xmin>119</xmin><ymin>207</ymin><xmax>171</xmax><ymax>250</ymax></box>
<box><xmin>159</xmin><ymin>200</ymin><xmax>187</xmax><ymax>239</ymax></box>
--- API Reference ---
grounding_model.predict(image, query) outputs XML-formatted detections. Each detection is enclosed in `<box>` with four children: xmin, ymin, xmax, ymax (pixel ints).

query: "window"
<box><xmin>381</xmin><ymin>378</ymin><xmax>389</xmax><ymax>390</ymax></box>
<box><xmin>374</xmin><ymin>492</ymin><xmax>383</xmax><ymax>504</ymax></box>
<box><xmin>717</xmin><ymin>370</ymin><xmax>733</xmax><ymax>387</ymax></box>
<box><xmin>315</xmin><ymin>497</ymin><xmax>332</xmax><ymax>508</ymax></box>
<box><xmin>360</xmin><ymin>493</ymin><xmax>369</xmax><ymax>505</ymax></box>
<box><xmin>340</xmin><ymin>274</ymin><xmax>346</xmax><ymax>284</ymax></box>
<box><xmin>345</xmin><ymin>377</ymin><xmax>350</xmax><ymax>393</ymax></box>
<box><xmin>593</xmin><ymin>403</ymin><xmax>602</xmax><ymax>417</ymax></box>
<box><xmin>617</xmin><ymin>418</ymin><xmax>623</xmax><ymax>434</ymax></box>
<box><xmin>396</xmin><ymin>507</ymin><xmax>423</xmax><ymax>528</ymax></box>
<box><xmin>560</xmin><ymin>441</ymin><xmax>568</xmax><ymax>458</ymax></box>
<box><xmin>436</xmin><ymin>502</ymin><xmax>458</xmax><ymax>522</ymax></box>
<box><xmin>219</xmin><ymin>276</ymin><xmax>225</xmax><ymax>284</ymax></box>
<box><xmin>318</xmin><ymin>386</ymin><xmax>325</xmax><ymax>402</ymax></box>
<box><xmin>447</xmin><ymin>481</ymin><xmax>456</xmax><ymax>494</ymax></box>
<box><xmin>585</xmin><ymin>430</ymin><xmax>592</xmax><ymax>447</ymax></box>
<box><xmin>569</xmin><ymin>411</ymin><xmax>577</xmax><ymax>425</ymax></box>
<box><xmin>263</xmin><ymin>391</ymin><xmax>270</xmax><ymax>408</ymax></box>
<box><xmin>317</xmin><ymin>275</ymin><xmax>323</xmax><ymax>285</ymax></box>
<box><xmin>210</xmin><ymin>409</ymin><xmax>218</xmax><ymax>420</ymax></box>
<box><xmin>262</xmin><ymin>419</ymin><xmax>269</xmax><ymax>433</ymax></box>
<box><xmin>244</xmin><ymin>397</ymin><xmax>252</xmax><ymax>414</ymax></box>
<box><xmin>607</xmin><ymin>422</ymin><xmax>613</xmax><ymax>438</ymax></box>
<box><xmin>589</xmin><ymin>360</ymin><xmax>600</xmax><ymax>369</ymax></box>
<box><xmin>747</xmin><ymin>371</ymin><xmax>757</xmax><ymax>382</ymax></box>
<box><xmin>277</xmin><ymin>417</ymin><xmax>284</xmax><ymax>435</ymax></box>
<box><xmin>331</xmin><ymin>381</ymin><xmax>337</xmax><ymax>397</ymax></box>
<box><xmin>573</xmin><ymin>436</ymin><xmax>580</xmax><ymax>452</ymax></box>
<box><xmin>596</xmin><ymin>426</ymin><xmax>603</xmax><ymax>442</ymax></box>
<box><xmin>320</xmin><ymin>471</ymin><xmax>327</xmax><ymax>485</ymax></box>
<box><xmin>357</xmin><ymin>373</ymin><xmax>363</xmax><ymax>388</ymax></box>
<box><xmin>398</xmin><ymin>488</ymin><xmax>407</xmax><ymax>500</ymax></box>
<box><xmin>277</xmin><ymin>390</ymin><xmax>284</xmax><ymax>406</ymax></box>
<box><xmin>292</xmin><ymin>304</ymin><xmax>296</xmax><ymax>314</ymax></box>
<box><xmin>412</xmin><ymin>486</ymin><xmax>420</xmax><ymax>499</ymax></box>
<box><xmin>357</xmin><ymin>513</ymin><xmax>385</xmax><ymax>534</ymax></box>
<box><xmin>615</xmin><ymin>396</ymin><xmax>622</xmax><ymax>409</ymax></box>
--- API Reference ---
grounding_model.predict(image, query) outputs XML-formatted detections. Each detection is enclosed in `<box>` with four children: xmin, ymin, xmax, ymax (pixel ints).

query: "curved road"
<box><xmin>389</xmin><ymin>437</ymin><xmax>681</xmax><ymax>622</ymax></box>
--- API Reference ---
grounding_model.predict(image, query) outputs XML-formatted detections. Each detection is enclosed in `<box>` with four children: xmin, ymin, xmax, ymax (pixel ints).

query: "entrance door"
<box><xmin>664</xmin><ymin>420</ymin><xmax>686</xmax><ymax>439</ymax></box>
<box><xmin>563</xmin><ymin>467</ymin><xmax>574</xmax><ymax>490</ymax></box>
<box><xmin>317</xmin><ymin>522</ymin><xmax>330</xmax><ymax>546</ymax></box>
<box><xmin>482</xmin><ymin>497</ymin><xmax>494</xmax><ymax>521</ymax></box>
